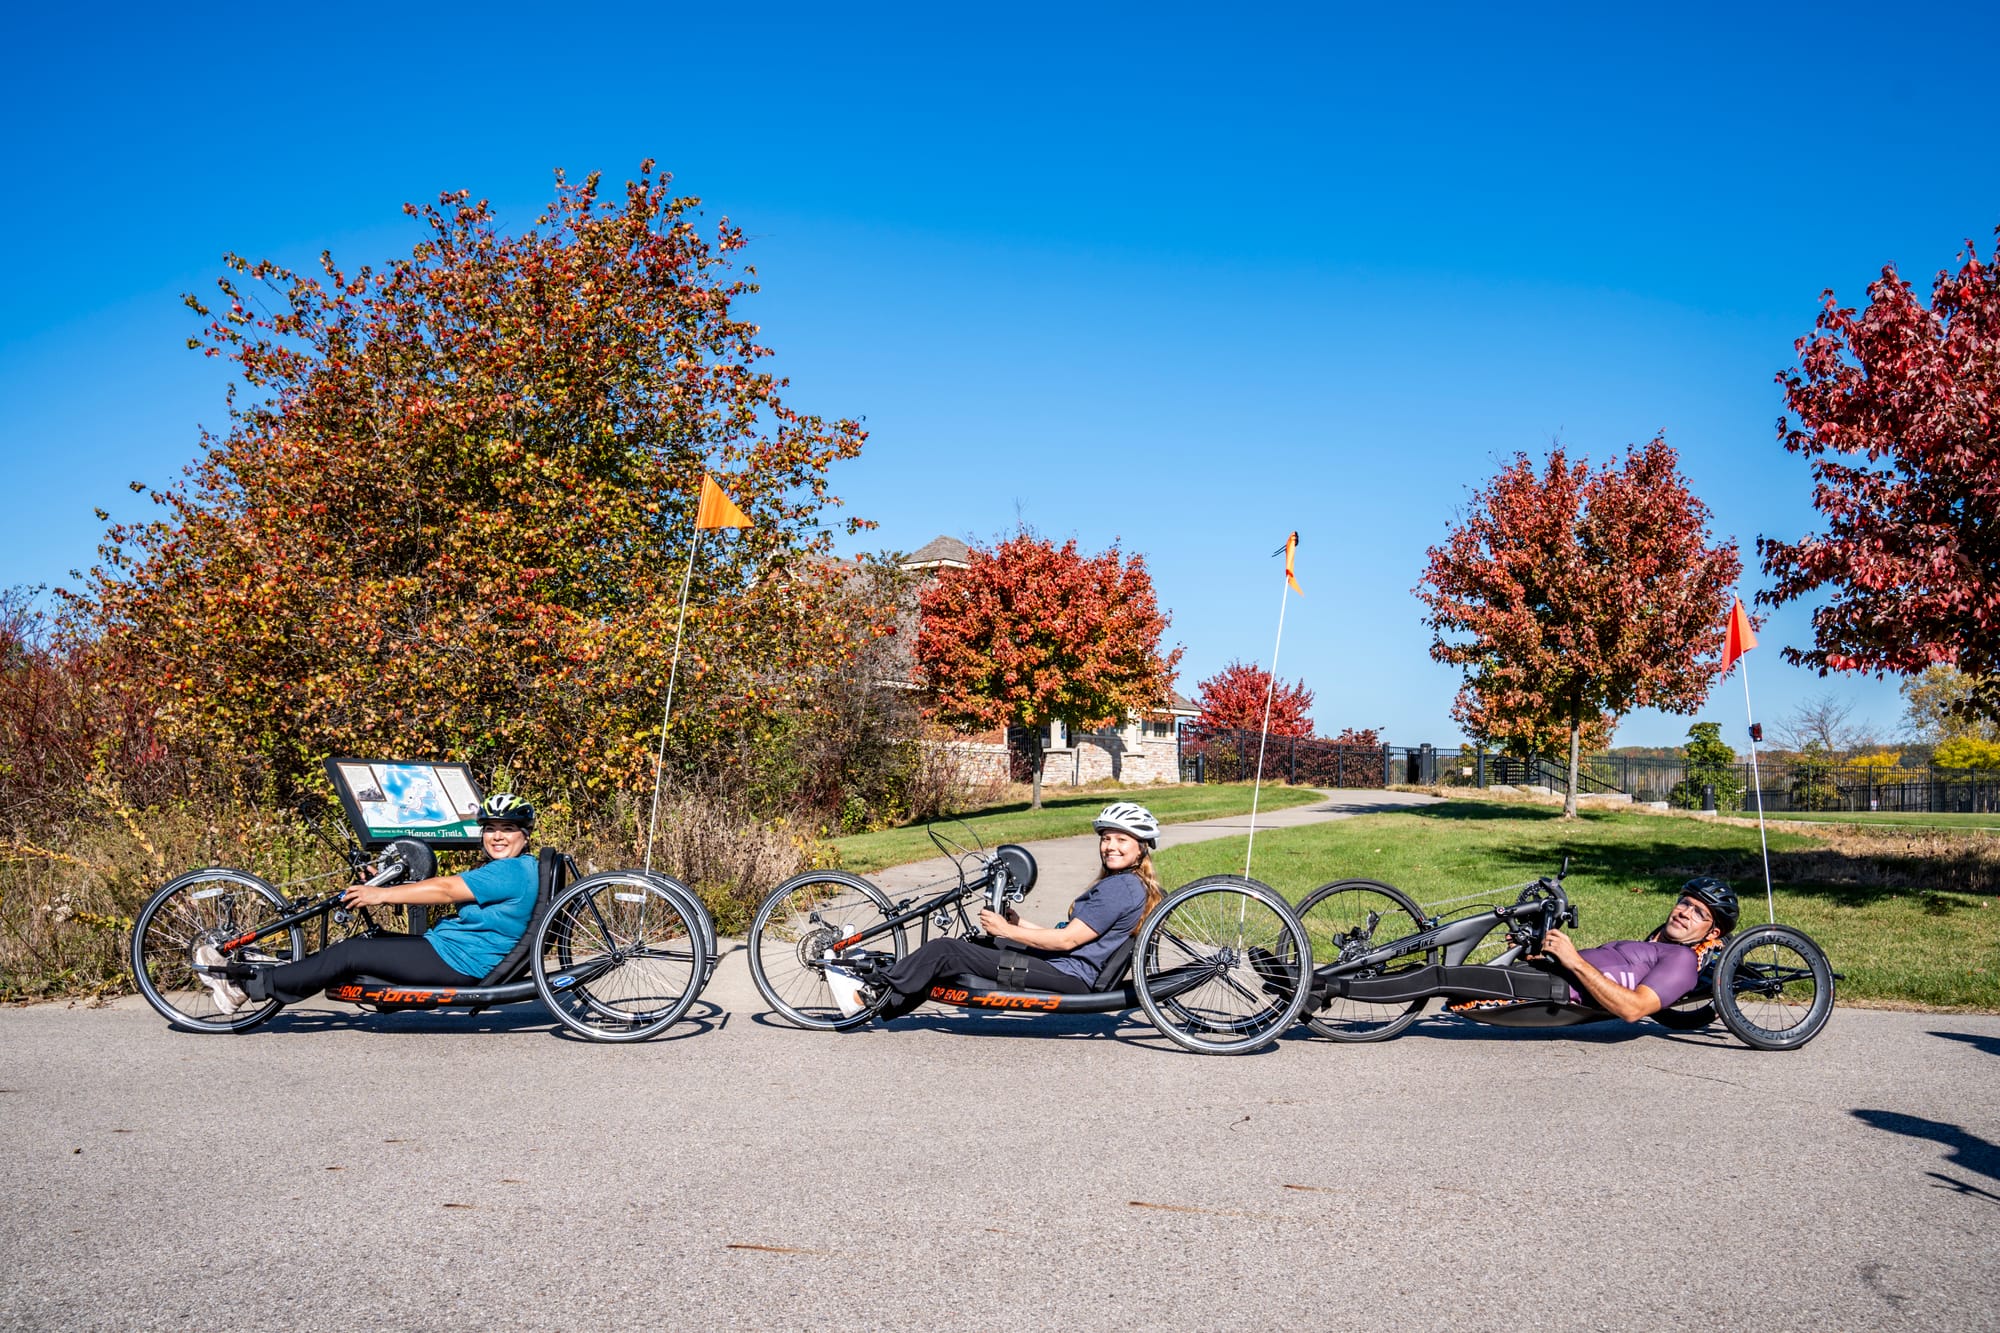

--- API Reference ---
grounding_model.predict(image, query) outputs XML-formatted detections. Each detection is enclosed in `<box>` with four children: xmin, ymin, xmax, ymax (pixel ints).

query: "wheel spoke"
<box><xmin>1296</xmin><ymin>880</ymin><xmax>1432</xmax><ymax>1042</ymax></box>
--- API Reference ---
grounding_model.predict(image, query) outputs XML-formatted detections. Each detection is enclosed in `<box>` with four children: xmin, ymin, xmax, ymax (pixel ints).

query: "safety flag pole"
<box><xmin>1720</xmin><ymin>597</ymin><xmax>1776</xmax><ymax>926</ymax></box>
<box><xmin>1245</xmin><ymin>533</ymin><xmax>1303</xmax><ymax>879</ymax></box>
<box><xmin>644</xmin><ymin>474</ymin><xmax>752</xmax><ymax>871</ymax></box>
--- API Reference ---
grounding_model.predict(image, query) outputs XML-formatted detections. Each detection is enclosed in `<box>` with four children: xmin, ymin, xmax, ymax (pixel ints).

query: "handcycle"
<box><xmin>1284</xmin><ymin>860</ymin><xmax>1836</xmax><ymax>1051</ymax></box>
<box><xmin>128</xmin><ymin>813</ymin><xmax>720</xmax><ymax>1043</ymax></box>
<box><xmin>746</xmin><ymin>824</ymin><xmax>1315</xmax><ymax>1054</ymax></box>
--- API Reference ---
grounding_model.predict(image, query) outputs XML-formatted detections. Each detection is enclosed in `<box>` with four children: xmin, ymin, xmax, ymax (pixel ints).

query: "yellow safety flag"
<box><xmin>1281</xmin><ymin>531</ymin><xmax>1302</xmax><ymax>595</ymax></box>
<box><xmin>694</xmin><ymin>473</ymin><xmax>752</xmax><ymax>530</ymax></box>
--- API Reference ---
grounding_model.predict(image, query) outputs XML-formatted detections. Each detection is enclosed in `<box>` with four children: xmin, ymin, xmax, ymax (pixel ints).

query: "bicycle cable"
<box><xmin>1417</xmin><ymin>881</ymin><xmax>1537</xmax><ymax>915</ymax></box>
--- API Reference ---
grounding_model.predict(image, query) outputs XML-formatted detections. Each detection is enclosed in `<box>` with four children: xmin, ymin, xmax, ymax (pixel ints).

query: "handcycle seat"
<box><xmin>934</xmin><ymin>934</ymin><xmax>1157</xmax><ymax>1013</ymax></box>
<box><xmin>344</xmin><ymin>848</ymin><xmax>569</xmax><ymax>995</ymax></box>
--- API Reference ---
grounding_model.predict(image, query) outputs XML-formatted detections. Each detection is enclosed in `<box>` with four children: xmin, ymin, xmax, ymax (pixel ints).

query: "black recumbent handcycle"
<box><xmin>129</xmin><ymin>805</ymin><xmax>720</xmax><ymax>1043</ymax></box>
<box><xmin>746</xmin><ymin>824</ymin><xmax>1315</xmax><ymax>1054</ymax></box>
<box><xmin>1278</xmin><ymin>859</ymin><xmax>1836</xmax><ymax>1051</ymax></box>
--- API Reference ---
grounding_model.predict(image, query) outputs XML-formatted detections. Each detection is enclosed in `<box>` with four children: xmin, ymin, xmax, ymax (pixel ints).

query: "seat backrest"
<box><xmin>1092</xmin><ymin>933</ymin><xmax>1139</xmax><ymax>989</ymax></box>
<box><xmin>473</xmin><ymin>849</ymin><xmax>568</xmax><ymax>987</ymax></box>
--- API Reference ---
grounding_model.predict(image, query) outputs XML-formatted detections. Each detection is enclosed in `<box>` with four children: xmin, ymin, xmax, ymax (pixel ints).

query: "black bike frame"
<box><xmin>1307</xmin><ymin>879</ymin><xmax>1575</xmax><ymax>992</ymax></box>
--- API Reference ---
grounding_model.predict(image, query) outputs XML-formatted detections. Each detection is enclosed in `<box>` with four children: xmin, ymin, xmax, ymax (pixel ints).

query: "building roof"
<box><xmin>901</xmin><ymin>535</ymin><xmax>972</xmax><ymax>570</ymax></box>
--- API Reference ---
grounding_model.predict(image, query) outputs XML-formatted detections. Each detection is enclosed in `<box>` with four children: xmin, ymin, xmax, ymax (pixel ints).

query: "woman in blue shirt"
<box><xmin>861</xmin><ymin>802</ymin><xmax>1165</xmax><ymax>1022</ymax></box>
<box><xmin>195</xmin><ymin>794</ymin><xmax>542</xmax><ymax>1014</ymax></box>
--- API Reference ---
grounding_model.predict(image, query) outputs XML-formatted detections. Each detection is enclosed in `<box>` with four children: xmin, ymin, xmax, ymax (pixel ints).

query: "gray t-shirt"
<box><xmin>1044</xmin><ymin>871</ymin><xmax>1148</xmax><ymax>984</ymax></box>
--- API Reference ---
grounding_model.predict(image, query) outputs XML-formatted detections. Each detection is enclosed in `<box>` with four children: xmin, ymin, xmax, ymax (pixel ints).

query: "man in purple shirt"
<box><xmin>1536</xmin><ymin>877</ymin><xmax>1738</xmax><ymax>1020</ymax></box>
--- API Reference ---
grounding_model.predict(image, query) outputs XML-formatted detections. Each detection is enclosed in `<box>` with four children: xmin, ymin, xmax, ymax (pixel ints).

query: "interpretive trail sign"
<box><xmin>325</xmin><ymin>758</ymin><xmax>485</xmax><ymax>849</ymax></box>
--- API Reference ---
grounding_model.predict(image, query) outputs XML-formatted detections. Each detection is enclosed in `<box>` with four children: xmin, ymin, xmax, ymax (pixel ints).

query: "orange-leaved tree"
<box><xmin>1415</xmin><ymin>437</ymin><xmax>1740</xmax><ymax>816</ymax></box>
<box><xmin>915</xmin><ymin>531</ymin><xmax>1182</xmax><ymax>809</ymax></box>
<box><xmin>73</xmin><ymin>163</ymin><xmax>875</xmax><ymax>798</ymax></box>
<box><xmin>1760</xmin><ymin>228</ymin><xmax>2000</xmax><ymax>723</ymax></box>
<box><xmin>1190</xmin><ymin>660</ymin><xmax>1314</xmax><ymax>738</ymax></box>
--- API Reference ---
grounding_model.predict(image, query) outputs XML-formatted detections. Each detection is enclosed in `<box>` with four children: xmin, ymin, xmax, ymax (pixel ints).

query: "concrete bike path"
<box><xmin>701</xmin><ymin>787</ymin><xmax>1441</xmax><ymax>1011</ymax></box>
<box><xmin>4</xmin><ymin>989</ymin><xmax>1994</xmax><ymax>1330</ymax></box>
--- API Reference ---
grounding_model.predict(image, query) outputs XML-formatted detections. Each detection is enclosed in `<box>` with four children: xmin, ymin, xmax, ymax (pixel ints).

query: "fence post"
<box><xmin>1382</xmin><ymin>743</ymin><xmax>1393</xmax><ymax>787</ymax></box>
<box><xmin>1288</xmin><ymin>736</ymin><xmax>1297</xmax><ymax>785</ymax></box>
<box><xmin>1475</xmin><ymin>746</ymin><xmax>1486</xmax><ymax>788</ymax></box>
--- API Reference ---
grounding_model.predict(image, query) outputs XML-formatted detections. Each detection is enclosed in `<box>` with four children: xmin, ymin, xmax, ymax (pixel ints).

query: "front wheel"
<box><xmin>749</xmin><ymin>872</ymin><xmax>907</xmax><ymax>1030</ymax></box>
<box><xmin>1134</xmin><ymin>876</ymin><xmax>1312</xmax><ymax>1055</ymax></box>
<box><xmin>1712</xmin><ymin>925</ymin><xmax>1834</xmax><ymax>1051</ymax></box>
<box><xmin>129</xmin><ymin>869</ymin><xmax>305</xmax><ymax>1033</ymax></box>
<box><xmin>532</xmin><ymin>874</ymin><xmax>708</xmax><ymax>1042</ymax></box>
<box><xmin>1295</xmin><ymin>878</ymin><xmax>1435</xmax><ymax>1042</ymax></box>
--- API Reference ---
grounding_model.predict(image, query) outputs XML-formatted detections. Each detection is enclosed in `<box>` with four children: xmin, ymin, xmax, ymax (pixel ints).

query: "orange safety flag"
<box><xmin>1720</xmin><ymin>597</ymin><xmax>1758</xmax><ymax>673</ymax></box>
<box><xmin>1282</xmin><ymin>531</ymin><xmax>1302</xmax><ymax>595</ymax></box>
<box><xmin>694</xmin><ymin>473</ymin><xmax>752</xmax><ymax>530</ymax></box>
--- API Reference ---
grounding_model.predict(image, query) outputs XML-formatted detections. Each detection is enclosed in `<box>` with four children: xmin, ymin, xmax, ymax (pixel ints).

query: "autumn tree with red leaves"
<box><xmin>72</xmin><ymin>163</ymin><xmax>877</xmax><ymax>799</ymax></box>
<box><xmin>1190</xmin><ymin>660</ymin><xmax>1314</xmax><ymax>738</ymax></box>
<box><xmin>1416</xmin><ymin>438</ymin><xmax>1740</xmax><ymax>816</ymax></box>
<box><xmin>1759</xmin><ymin>229</ymin><xmax>2000</xmax><ymax>723</ymax></box>
<box><xmin>915</xmin><ymin>531</ymin><xmax>1181</xmax><ymax>808</ymax></box>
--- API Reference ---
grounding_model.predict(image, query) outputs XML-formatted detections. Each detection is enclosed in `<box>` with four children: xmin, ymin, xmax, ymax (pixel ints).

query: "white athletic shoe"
<box><xmin>823</xmin><ymin>963</ymin><xmax>869</xmax><ymax>1018</ymax></box>
<box><xmin>192</xmin><ymin>943</ymin><xmax>249</xmax><ymax>1015</ymax></box>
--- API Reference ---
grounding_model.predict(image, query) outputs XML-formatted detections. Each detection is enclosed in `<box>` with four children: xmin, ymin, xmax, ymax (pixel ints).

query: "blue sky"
<box><xmin>4</xmin><ymin>2</ymin><xmax>1995</xmax><ymax>748</ymax></box>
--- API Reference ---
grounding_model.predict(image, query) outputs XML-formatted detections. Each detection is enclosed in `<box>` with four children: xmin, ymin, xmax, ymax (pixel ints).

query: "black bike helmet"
<box><xmin>1679</xmin><ymin>876</ymin><xmax>1738</xmax><ymax>935</ymax></box>
<box><xmin>477</xmin><ymin>793</ymin><xmax>536</xmax><ymax>831</ymax></box>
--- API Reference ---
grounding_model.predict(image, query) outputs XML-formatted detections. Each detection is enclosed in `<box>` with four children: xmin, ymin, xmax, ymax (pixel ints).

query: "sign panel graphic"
<box><xmin>325</xmin><ymin>758</ymin><xmax>485</xmax><ymax>848</ymax></box>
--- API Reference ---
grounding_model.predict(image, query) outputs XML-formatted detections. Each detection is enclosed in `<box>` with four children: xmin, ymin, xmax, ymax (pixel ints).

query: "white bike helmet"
<box><xmin>1093</xmin><ymin>801</ymin><xmax>1160</xmax><ymax>850</ymax></box>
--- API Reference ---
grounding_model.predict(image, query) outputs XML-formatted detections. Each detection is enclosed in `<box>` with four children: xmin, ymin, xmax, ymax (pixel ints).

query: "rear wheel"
<box><xmin>129</xmin><ymin>869</ymin><xmax>304</xmax><ymax>1033</ymax></box>
<box><xmin>749</xmin><ymin>872</ymin><xmax>907</xmax><ymax>1030</ymax></box>
<box><xmin>532</xmin><ymin>874</ymin><xmax>708</xmax><ymax>1042</ymax></box>
<box><xmin>1134</xmin><ymin>876</ymin><xmax>1311</xmax><ymax>1055</ymax></box>
<box><xmin>1295</xmin><ymin>879</ymin><xmax>1434</xmax><ymax>1042</ymax></box>
<box><xmin>1712</xmin><ymin>925</ymin><xmax>1834</xmax><ymax>1051</ymax></box>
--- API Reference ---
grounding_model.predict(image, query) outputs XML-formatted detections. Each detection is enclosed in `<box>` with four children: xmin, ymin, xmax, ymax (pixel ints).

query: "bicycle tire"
<box><xmin>129</xmin><ymin>869</ymin><xmax>304</xmax><ymax>1033</ymax></box>
<box><xmin>1712</xmin><ymin>924</ymin><xmax>1834</xmax><ymax>1051</ymax></box>
<box><xmin>532</xmin><ymin>874</ymin><xmax>708</xmax><ymax>1042</ymax></box>
<box><xmin>1134</xmin><ymin>875</ymin><xmax>1311</xmax><ymax>1055</ymax></box>
<box><xmin>1295</xmin><ymin>878</ymin><xmax>1434</xmax><ymax>1042</ymax></box>
<box><xmin>748</xmin><ymin>871</ymin><xmax>906</xmax><ymax>1030</ymax></box>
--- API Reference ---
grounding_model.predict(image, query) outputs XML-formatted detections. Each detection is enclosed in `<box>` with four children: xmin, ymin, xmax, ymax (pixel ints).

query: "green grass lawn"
<box><xmin>1762</xmin><ymin>810</ymin><xmax>2000</xmax><ymax>833</ymax></box>
<box><xmin>1154</xmin><ymin>800</ymin><xmax>2000</xmax><ymax>1010</ymax></box>
<box><xmin>830</xmin><ymin>783</ymin><xmax>1326</xmax><ymax>874</ymax></box>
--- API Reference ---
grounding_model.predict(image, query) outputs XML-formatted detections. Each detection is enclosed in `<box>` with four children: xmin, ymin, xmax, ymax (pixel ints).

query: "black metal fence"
<box><xmin>1177</xmin><ymin>726</ymin><xmax>2000</xmax><ymax>813</ymax></box>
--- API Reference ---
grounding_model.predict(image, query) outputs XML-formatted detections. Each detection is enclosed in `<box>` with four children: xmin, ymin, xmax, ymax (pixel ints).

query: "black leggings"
<box><xmin>248</xmin><ymin>934</ymin><xmax>481</xmax><ymax>1004</ymax></box>
<box><xmin>880</xmin><ymin>938</ymin><xmax>1092</xmax><ymax>1018</ymax></box>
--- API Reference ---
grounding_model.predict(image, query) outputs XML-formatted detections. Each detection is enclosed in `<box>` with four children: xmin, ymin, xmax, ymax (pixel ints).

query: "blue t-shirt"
<box><xmin>1045</xmin><ymin>871</ymin><xmax>1148</xmax><ymax>984</ymax></box>
<box><xmin>426</xmin><ymin>854</ymin><xmax>538</xmax><ymax>979</ymax></box>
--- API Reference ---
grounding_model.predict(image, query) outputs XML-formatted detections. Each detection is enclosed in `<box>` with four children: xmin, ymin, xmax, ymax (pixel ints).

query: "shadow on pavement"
<box><xmin>1852</xmin><ymin>1108</ymin><xmax>2000</xmax><ymax>1187</ymax></box>
<box><xmin>255</xmin><ymin>996</ymin><xmax>726</xmax><ymax>1043</ymax></box>
<box><xmin>1931</xmin><ymin>1029</ymin><xmax>2000</xmax><ymax>1059</ymax></box>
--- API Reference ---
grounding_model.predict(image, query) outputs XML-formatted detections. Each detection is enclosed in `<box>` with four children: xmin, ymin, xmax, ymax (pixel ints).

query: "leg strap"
<box><xmin>995</xmin><ymin>959</ymin><xmax>1032</xmax><ymax>989</ymax></box>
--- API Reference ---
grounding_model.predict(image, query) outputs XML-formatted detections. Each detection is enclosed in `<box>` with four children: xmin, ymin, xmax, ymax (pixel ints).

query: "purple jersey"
<box><xmin>1569</xmin><ymin>939</ymin><xmax>1699</xmax><ymax>1009</ymax></box>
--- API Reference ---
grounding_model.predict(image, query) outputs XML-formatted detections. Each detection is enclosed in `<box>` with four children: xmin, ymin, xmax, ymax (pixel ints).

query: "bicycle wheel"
<box><xmin>638</xmin><ymin>870</ymin><xmax>719</xmax><ymax>985</ymax></box>
<box><xmin>129</xmin><ymin>869</ymin><xmax>305</xmax><ymax>1033</ymax></box>
<box><xmin>1295</xmin><ymin>879</ymin><xmax>1435</xmax><ymax>1042</ymax></box>
<box><xmin>1712</xmin><ymin>925</ymin><xmax>1834</xmax><ymax>1051</ymax></box>
<box><xmin>1134</xmin><ymin>876</ymin><xmax>1312</xmax><ymax>1055</ymax></box>
<box><xmin>532</xmin><ymin>874</ymin><xmax>708</xmax><ymax>1043</ymax></box>
<box><xmin>748</xmin><ymin>871</ymin><xmax>907</xmax><ymax>1030</ymax></box>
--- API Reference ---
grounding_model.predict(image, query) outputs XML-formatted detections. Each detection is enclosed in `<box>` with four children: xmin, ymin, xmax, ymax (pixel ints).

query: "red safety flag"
<box><xmin>1720</xmin><ymin>597</ymin><xmax>1758</xmax><ymax>673</ymax></box>
<box><xmin>1275</xmin><ymin>531</ymin><xmax>1302</xmax><ymax>596</ymax></box>
<box><xmin>694</xmin><ymin>473</ymin><xmax>752</xmax><ymax>530</ymax></box>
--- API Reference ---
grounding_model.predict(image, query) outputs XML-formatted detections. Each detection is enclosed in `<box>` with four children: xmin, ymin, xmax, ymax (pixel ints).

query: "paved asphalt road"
<box><xmin>3</xmin><ymin>793</ymin><xmax>1996</xmax><ymax>1331</ymax></box>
